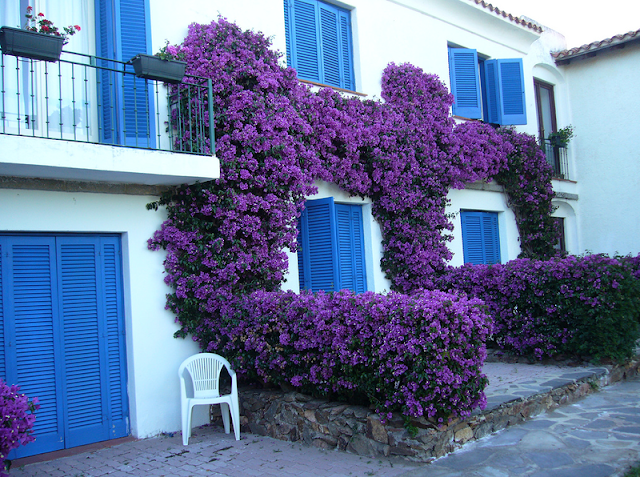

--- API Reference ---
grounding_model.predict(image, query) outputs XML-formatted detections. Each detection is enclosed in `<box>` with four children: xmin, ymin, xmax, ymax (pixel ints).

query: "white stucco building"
<box><xmin>0</xmin><ymin>0</ymin><xmax>636</xmax><ymax>457</ymax></box>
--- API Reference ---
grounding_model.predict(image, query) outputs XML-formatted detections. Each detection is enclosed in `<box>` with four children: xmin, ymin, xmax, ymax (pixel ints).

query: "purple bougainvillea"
<box><xmin>199</xmin><ymin>289</ymin><xmax>491</xmax><ymax>421</ymax></box>
<box><xmin>434</xmin><ymin>255</ymin><xmax>640</xmax><ymax>362</ymax></box>
<box><xmin>147</xmin><ymin>18</ymin><xmax>567</xmax><ymax>416</ymax></box>
<box><xmin>1</xmin><ymin>381</ymin><xmax>39</xmax><ymax>476</ymax></box>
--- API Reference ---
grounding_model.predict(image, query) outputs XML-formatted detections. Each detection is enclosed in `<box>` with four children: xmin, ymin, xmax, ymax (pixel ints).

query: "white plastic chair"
<box><xmin>178</xmin><ymin>353</ymin><xmax>240</xmax><ymax>444</ymax></box>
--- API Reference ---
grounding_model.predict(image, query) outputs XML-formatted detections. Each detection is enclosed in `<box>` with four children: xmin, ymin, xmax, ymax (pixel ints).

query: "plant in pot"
<box><xmin>0</xmin><ymin>7</ymin><xmax>80</xmax><ymax>62</ymax></box>
<box><xmin>547</xmin><ymin>125</ymin><xmax>575</xmax><ymax>147</ymax></box>
<box><xmin>130</xmin><ymin>41</ymin><xmax>187</xmax><ymax>84</ymax></box>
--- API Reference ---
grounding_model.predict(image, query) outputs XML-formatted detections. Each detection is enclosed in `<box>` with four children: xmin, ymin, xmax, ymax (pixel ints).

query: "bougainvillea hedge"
<box><xmin>434</xmin><ymin>255</ymin><xmax>640</xmax><ymax>363</ymax></box>
<box><xmin>1</xmin><ymin>381</ymin><xmax>39</xmax><ymax>476</ymax></box>
<box><xmin>198</xmin><ymin>289</ymin><xmax>491</xmax><ymax>422</ymax></box>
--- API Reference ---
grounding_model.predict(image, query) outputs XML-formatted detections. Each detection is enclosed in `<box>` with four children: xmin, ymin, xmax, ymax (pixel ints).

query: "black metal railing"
<box><xmin>542</xmin><ymin>140</ymin><xmax>569</xmax><ymax>180</ymax></box>
<box><xmin>0</xmin><ymin>50</ymin><xmax>214</xmax><ymax>155</ymax></box>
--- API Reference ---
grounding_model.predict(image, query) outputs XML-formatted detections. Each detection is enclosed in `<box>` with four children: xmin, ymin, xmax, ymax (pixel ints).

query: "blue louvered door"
<box><xmin>0</xmin><ymin>236</ymin><xmax>65</xmax><ymax>457</ymax></box>
<box><xmin>0</xmin><ymin>235</ymin><xmax>128</xmax><ymax>458</ymax></box>
<box><xmin>96</xmin><ymin>0</ymin><xmax>155</xmax><ymax>147</ymax></box>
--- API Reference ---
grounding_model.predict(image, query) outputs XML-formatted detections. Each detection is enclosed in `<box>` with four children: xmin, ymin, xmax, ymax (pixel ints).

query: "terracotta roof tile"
<box><xmin>468</xmin><ymin>0</ymin><xmax>544</xmax><ymax>33</ymax></box>
<box><xmin>553</xmin><ymin>28</ymin><xmax>640</xmax><ymax>62</ymax></box>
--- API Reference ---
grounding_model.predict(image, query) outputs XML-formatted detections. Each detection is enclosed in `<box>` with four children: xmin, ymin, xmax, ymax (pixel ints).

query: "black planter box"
<box><xmin>130</xmin><ymin>54</ymin><xmax>186</xmax><ymax>84</ymax></box>
<box><xmin>0</xmin><ymin>26</ymin><xmax>64</xmax><ymax>62</ymax></box>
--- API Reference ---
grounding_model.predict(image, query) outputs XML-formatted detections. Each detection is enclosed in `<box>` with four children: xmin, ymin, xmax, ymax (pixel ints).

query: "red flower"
<box><xmin>38</xmin><ymin>12</ymin><xmax>45</xmax><ymax>16</ymax></box>
<box><xmin>26</xmin><ymin>6</ymin><xmax>32</xmax><ymax>11</ymax></box>
<box><xmin>74</xmin><ymin>25</ymin><xmax>81</xmax><ymax>31</ymax></box>
<box><xmin>41</xmin><ymin>25</ymin><xmax>49</xmax><ymax>32</ymax></box>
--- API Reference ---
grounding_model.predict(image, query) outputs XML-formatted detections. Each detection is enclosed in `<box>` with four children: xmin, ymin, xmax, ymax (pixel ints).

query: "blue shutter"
<box><xmin>335</xmin><ymin>204</ymin><xmax>367</xmax><ymax>294</ymax></box>
<box><xmin>95</xmin><ymin>0</ymin><xmax>155</xmax><ymax>147</ymax></box>
<box><xmin>302</xmin><ymin>198</ymin><xmax>339</xmax><ymax>292</ymax></box>
<box><xmin>289</xmin><ymin>0</ymin><xmax>321</xmax><ymax>83</ymax></box>
<box><xmin>297</xmin><ymin>216</ymin><xmax>308</xmax><ymax>290</ymax></box>
<box><xmin>319</xmin><ymin>3</ymin><xmax>340</xmax><ymax>88</ymax></box>
<box><xmin>2</xmin><ymin>236</ymin><xmax>65</xmax><ymax>458</ymax></box>
<box><xmin>57</xmin><ymin>238</ymin><xmax>109</xmax><ymax>447</ymax></box>
<box><xmin>461</xmin><ymin>211</ymin><xmax>501</xmax><ymax>265</ymax></box>
<box><xmin>484</xmin><ymin>58</ymin><xmax>526</xmax><ymax>125</ymax></box>
<box><xmin>101</xmin><ymin>238</ymin><xmax>128</xmax><ymax>439</ymax></box>
<box><xmin>284</xmin><ymin>0</ymin><xmax>292</xmax><ymax>67</ymax></box>
<box><xmin>482</xmin><ymin>213</ymin><xmax>501</xmax><ymax>264</ymax></box>
<box><xmin>338</xmin><ymin>11</ymin><xmax>354</xmax><ymax>91</ymax></box>
<box><xmin>0</xmin><ymin>242</ymin><xmax>4</xmax><ymax>381</ymax></box>
<box><xmin>448</xmin><ymin>48</ymin><xmax>482</xmax><ymax>119</ymax></box>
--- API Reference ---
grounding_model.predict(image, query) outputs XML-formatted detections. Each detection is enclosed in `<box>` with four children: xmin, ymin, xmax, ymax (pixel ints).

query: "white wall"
<box><xmin>562</xmin><ymin>45</ymin><xmax>640</xmax><ymax>256</ymax></box>
<box><xmin>0</xmin><ymin>188</ymin><xmax>203</xmax><ymax>438</ymax></box>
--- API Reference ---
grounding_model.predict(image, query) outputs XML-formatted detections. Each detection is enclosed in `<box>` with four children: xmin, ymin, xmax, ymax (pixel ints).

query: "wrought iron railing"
<box><xmin>542</xmin><ymin>140</ymin><xmax>569</xmax><ymax>180</ymax></box>
<box><xmin>0</xmin><ymin>50</ymin><xmax>214</xmax><ymax>155</ymax></box>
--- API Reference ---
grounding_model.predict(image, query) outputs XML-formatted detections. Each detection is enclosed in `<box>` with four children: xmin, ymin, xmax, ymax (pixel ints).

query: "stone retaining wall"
<box><xmin>213</xmin><ymin>358</ymin><xmax>640</xmax><ymax>462</ymax></box>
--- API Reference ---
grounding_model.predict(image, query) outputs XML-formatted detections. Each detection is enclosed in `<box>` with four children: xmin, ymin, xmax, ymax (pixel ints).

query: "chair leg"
<box><xmin>220</xmin><ymin>403</ymin><xmax>231</xmax><ymax>434</ymax></box>
<box><xmin>182</xmin><ymin>403</ymin><xmax>192</xmax><ymax>446</ymax></box>
<box><xmin>230</xmin><ymin>397</ymin><xmax>241</xmax><ymax>441</ymax></box>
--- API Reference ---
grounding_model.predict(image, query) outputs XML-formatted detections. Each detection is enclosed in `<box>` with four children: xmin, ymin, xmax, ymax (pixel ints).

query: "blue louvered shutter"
<box><xmin>57</xmin><ymin>236</ymin><xmax>129</xmax><ymax>447</ymax></box>
<box><xmin>319</xmin><ymin>3</ymin><xmax>340</xmax><ymax>87</ymax></box>
<box><xmin>448</xmin><ymin>48</ymin><xmax>482</xmax><ymax>119</ymax></box>
<box><xmin>0</xmin><ymin>242</ymin><xmax>4</xmax><ymax>382</ymax></box>
<box><xmin>101</xmin><ymin>238</ymin><xmax>129</xmax><ymax>439</ymax></box>
<box><xmin>482</xmin><ymin>213</ymin><xmax>501</xmax><ymax>264</ymax></box>
<box><xmin>335</xmin><ymin>204</ymin><xmax>366</xmax><ymax>294</ymax></box>
<box><xmin>461</xmin><ymin>211</ymin><xmax>501</xmax><ymax>265</ymax></box>
<box><xmin>484</xmin><ymin>58</ymin><xmax>526</xmax><ymax>125</ymax></box>
<box><xmin>57</xmin><ymin>237</ymin><xmax>109</xmax><ymax>447</ymax></box>
<box><xmin>301</xmin><ymin>198</ymin><xmax>340</xmax><ymax>292</ymax></box>
<box><xmin>338</xmin><ymin>10</ymin><xmax>354</xmax><ymax>91</ymax></box>
<box><xmin>288</xmin><ymin>0</ymin><xmax>321</xmax><ymax>83</ymax></box>
<box><xmin>297</xmin><ymin>217</ymin><xmax>308</xmax><ymax>290</ymax></box>
<box><xmin>1</xmin><ymin>236</ymin><xmax>65</xmax><ymax>458</ymax></box>
<box><xmin>95</xmin><ymin>0</ymin><xmax>154</xmax><ymax>147</ymax></box>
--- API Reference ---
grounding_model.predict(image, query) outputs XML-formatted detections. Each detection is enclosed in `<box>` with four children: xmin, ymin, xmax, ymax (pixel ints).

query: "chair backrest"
<box><xmin>179</xmin><ymin>353</ymin><xmax>231</xmax><ymax>399</ymax></box>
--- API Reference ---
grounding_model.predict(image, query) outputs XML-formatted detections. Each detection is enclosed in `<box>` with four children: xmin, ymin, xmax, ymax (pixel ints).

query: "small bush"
<box><xmin>1</xmin><ymin>381</ymin><xmax>39</xmax><ymax>476</ymax></box>
<box><xmin>435</xmin><ymin>254</ymin><xmax>640</xmax><ymax>363</ymax></box>
<box><xmin>199</xmin><ymin>289</ymin><xmax>491</xmax><ymax>422</ymax></box>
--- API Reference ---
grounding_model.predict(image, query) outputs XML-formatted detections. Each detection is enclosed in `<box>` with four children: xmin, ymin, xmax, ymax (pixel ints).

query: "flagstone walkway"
<box><xmin>8</xmin><ymin>363</ymin><xmax>640</xmax><ymax>477</ymax></box>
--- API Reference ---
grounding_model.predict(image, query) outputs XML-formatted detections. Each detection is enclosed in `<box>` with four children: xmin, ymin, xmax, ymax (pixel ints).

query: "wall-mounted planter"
<box><xmin>130</xmin><ymin>54</ymin><xmax>186</xmax><ymax>84</ymax></box>
<box><xmin>0</xmin><ymin>26</ymin><xmax>64</xmax><ymax>62</ymax></box>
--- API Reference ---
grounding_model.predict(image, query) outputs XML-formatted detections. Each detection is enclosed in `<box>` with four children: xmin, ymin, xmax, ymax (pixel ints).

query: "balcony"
<box><xmin>542</xmin><ymin>140</ymin><xmax>570</xmax><ymax>180</ymax></box>
<box><xmin>0</xmin><ymin>50</ymin><xmax>219</xmax><ymax>186</ymax></box>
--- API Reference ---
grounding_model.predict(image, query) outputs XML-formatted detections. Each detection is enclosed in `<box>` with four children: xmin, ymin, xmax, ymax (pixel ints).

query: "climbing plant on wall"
<box><xmin>148</xmin><ymin>18</ymin><xmax>558</xmax><ymax>339</ymax></box>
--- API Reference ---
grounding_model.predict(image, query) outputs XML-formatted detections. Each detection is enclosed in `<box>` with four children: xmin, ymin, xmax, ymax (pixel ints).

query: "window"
<box><xmin>448</xmin><ymin>47</ymin><xmax>526</xmax><ymax>125</ymax></box>
<box><xmin>553</xmin><ymin>217</ymin><xmax>566</xmax><ymax>252</ymax></box>
<box><xmin>96</xmin><ymin>0</ymin><xmax>154</xmax><ymax>146</ymax></box>
<box><xmin>284</xmin><ymin>0</ymin><xmax>355</xmax><ymax>91</ymax></box>
<box><xmin>297</xmin><ymin>197</ymin><xmax>367</xmax><ymax>293</ymax></box>
<box><xmin>460</xmin><ymin>210</ymin><xmax>501</xmax><ymax>265</ymax></box>
<box><xmin>534</xmin><ymin>79</ymin><xmax>564</xmax><ymax>176</ymax></box>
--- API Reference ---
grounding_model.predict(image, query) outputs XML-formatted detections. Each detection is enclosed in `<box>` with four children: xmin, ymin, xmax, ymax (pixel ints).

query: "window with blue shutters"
<box><xmin>460</xmin><ymin>210</ymin><xmax>501</xmax><ymax>265</ymax></box>
<box><xmin>297</xmin><ymin>198</ymin><xmax>367</xmax><ymax>293</ymax></box>
<box><xmin>96</xmin><ymin>0</ymin><xmax>155</xmax><ymax>147</ymax></box>
<box><xmin>448</xmin><ymin>47</ymin><xmax>526</xmax><ymax>125</ymax></box>
<box><xmin>284</xmin><ymin>0</ymin><xmax>355</xmax><ymax>91</ymax></box>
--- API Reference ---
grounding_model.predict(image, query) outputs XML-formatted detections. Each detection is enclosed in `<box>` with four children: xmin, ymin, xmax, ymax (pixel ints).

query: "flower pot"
<box><xmin>130</xmin><ymin>54</ymin><xmax>186</xmax><ymax>84</ymax></box>
<box><xmin>0</xmin><ymin>26</ymin><xmax>64</xmax><ymax>62</ymax></box>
